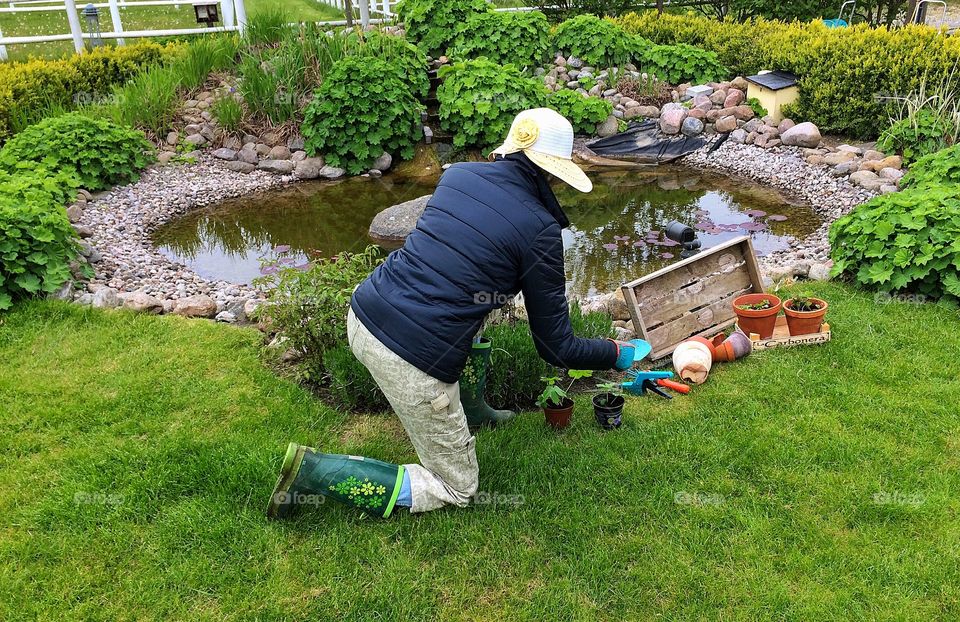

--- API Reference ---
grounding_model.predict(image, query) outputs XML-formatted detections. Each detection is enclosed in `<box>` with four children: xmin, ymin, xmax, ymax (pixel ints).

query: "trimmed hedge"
<box><xmin>0</xmin><ymin>42</ymin><xmax>181</xmax><ymax>142</ymax></box>
<box><xmin>616</xmin><ymin>11</ymin><xmax>960</xmax><ymax>138</ymax></box>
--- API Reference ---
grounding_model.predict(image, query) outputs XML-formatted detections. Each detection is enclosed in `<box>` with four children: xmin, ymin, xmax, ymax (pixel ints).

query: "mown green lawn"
<box><xmin>2</xmin><ymin>282</ymin><xmax>959</xmax><ymax>620</ymax></box>
<box><xmin>0</xmin><ymin>0</ymin><xmax>343</xmax><ymax>62</ymax></box>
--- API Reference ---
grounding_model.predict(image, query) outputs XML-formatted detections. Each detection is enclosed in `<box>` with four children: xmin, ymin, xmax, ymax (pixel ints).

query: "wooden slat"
<box><xmin>619</xmin><ymin>236</ymin><xmax>765</xmax><ymax>360</ymax></box>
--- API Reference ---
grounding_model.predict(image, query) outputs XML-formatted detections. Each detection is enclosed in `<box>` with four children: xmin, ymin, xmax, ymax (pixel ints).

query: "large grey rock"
<box><xmin>730</xmin><ymin>128</ymin><xmax>748</xmax><ymax>144</ymax></box>
<box><xmin>92</xmin><ymin>287</ymin><xmax>120</xmax><ymax>309</ymax></box>
<box><xmin>294</xmin><ymin>157</ymin><xmax>327</xmax><ymax>180</ymax></box>
<box><xmin>224</xmin><ymin>161</ymin><xmax>255</xmax><ymax>174</ymax></box>
<box><xmin>212</xmin><ymin>148</ymin><xmax>237</xmax><ymax>161</ymax></box>
<box><xmin>173</xmin><ymin>294</ymin><xmax>217</xmax><ymax>318</ymax></box>
<box><xmin>681</xmin><ymin>117</ymin><xmax>705</xmax><ymax>137</ymax></box>
<box><xmin>267</xmin><ymin>145</ymin><xmax>292</xmax><ymax>160</ymax></box>
<box><xmin>596</xmin><ymin>114</ymin><xmax>619</xmax><ymax>137</ymax></box>
<box><xmin>808</xmin><ymin>262</ymin><xmax>832</xmax><ymax>281</ymax></box>
<box><xmin>122</xmin><ymin>292</ymin><xmax>164</xmax><ymax>314</ymax></box>
<box><xmin>850</xmin><ymin>170</ymin><xmax>884</xmax><ymax>191</ymax></box>
<box><xmin>369</xmin><ymin>195</ymin><xmax>431</xmax><ymax>243</ymax></box>
<box><xmin>320</xmin><ymin>165</ymin><xmax>346</xmax><ymax>179</ymax></box>
<box><xmin>781</xmin><ymin>122</ymin><xmax>822</xmax><ymax>148</ymax></box>
<box><xmin>257</xmin><ymin>159</ymin><xmax>296</xmax><ymax>174</ymax></box>
<box><xmin>237</xmin><ymin>148</ymin><xmax>259</xmax><ymax>165</ymax></box>
<box><xmin>373</xmin><ymin>152</ymin><xmax>393</xmax><ymax>172</ymax></box>
<box><xmin>287</xmin><ymin>135</ymin><xmax>305</xmax><ymax>151</ymax></box>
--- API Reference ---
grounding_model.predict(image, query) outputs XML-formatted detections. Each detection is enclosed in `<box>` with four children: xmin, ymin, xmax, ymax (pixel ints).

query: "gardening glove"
<box><xmin>610</xmin><ymin>339</ymin><xmax>639</xmax><ymax>371</ymax></box>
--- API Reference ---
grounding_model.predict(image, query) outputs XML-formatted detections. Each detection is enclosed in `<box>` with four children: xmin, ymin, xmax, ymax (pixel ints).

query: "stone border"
<box><xmin>70</xmin><ymin>156</ymin><xmax>291</xmax><ymax>318</ymax></box>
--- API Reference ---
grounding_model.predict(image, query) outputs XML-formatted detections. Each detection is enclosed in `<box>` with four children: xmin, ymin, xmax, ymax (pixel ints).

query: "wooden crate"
<box><xmin>620</xmin><ymin>236</ymin><xmax>764</xmax><ymax>360</ymax></box>
<box><xmin>748</xmin><ymin>316</ymin><xmax>832</xmax><ymax>351</ymax></box>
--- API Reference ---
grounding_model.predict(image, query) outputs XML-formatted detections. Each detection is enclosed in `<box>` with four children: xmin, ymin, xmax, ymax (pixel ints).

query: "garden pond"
<box><xmin>152</xmin><ymin>167</ymin><xmax>820</xmax><ymax>297</ymax></box>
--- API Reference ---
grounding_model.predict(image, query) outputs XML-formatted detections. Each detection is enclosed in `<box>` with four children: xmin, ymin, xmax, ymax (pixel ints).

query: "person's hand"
<box><xmin>610</xmin><ymin>339</ymin><xmax>637</xmax><ymax>371</ymax></box>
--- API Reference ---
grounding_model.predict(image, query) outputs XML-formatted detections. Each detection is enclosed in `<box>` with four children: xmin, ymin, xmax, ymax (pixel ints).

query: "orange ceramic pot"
<box><xmin>733</xmin><ymin>293</ymin><xmax>782</xmax><ymax>339</ymax></box>
<box><xmin>783</xmin><ymin>297</ymin><xmax>828</xmax><ymax>336</ymax></box>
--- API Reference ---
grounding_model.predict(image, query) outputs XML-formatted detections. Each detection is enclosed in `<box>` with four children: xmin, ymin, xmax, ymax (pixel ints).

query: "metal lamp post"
<box><xmin>82</xmin><ymin>3</ymin><xmax>104</xmax><ymax>49</ymax></box>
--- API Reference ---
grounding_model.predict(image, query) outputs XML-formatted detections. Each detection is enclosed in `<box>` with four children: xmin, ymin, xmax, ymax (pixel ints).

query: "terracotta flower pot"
<box><xmin>592</xmin><ymin>393</ymin><xmax>624</xmax><ymax>431</ymax></box>
<box><xmin>543</xmin><ymin>397</ymin><xmax>574</xmax><ymax>430</ymax></box>
<box><xmin>733</xmin><ymin>293</ymin><xmax>782</xmax><ymax>339</ymax></box>
<box><xmin>783</xmin><ymin>297</ymin><xmax>828</xmax><ymax>336</ymax></box>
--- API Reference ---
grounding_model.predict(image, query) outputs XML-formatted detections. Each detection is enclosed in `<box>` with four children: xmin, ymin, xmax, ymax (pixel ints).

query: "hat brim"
<box><xmin>523</xmin><ymin>150</ymin><xmax>593</xmax><ymax>193</ymax></box>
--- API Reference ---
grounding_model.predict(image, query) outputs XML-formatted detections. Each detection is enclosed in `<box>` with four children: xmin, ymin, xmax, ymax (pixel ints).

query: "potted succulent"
<box><xmin>537</xmin><ymin>369</ymin><xmax>593</xmax><ymax>430</ymax></box>
<box><xmin>783</xmin><ymin>295</ymin><xmax>828</xmax><ymax>336</ymax></box>
<box><xmin>732</xmin><ymin>293</ymin><xmax>782</xmax><ymax>339</ymax></box>
<box><xmin>592</xmin><ymin>382</ymin><xmax>625</xmax><ymax>431</ymax></box>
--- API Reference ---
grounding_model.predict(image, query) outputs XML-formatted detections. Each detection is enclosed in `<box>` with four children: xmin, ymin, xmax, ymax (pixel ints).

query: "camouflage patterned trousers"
<box><xmin>347</xmin><ymin>308</ymin><xmax>479</xmax><ymax>513</ymax></box>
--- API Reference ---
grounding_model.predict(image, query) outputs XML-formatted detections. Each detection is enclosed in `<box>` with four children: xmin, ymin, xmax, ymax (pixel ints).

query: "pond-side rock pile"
<box><xmin>66</xmin><ymin>156</ymin><xmax>289</xmax><ymax>319</ymax></box>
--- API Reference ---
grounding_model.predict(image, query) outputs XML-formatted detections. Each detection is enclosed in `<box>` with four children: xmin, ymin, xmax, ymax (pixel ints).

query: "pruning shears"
<box><xmin>622</xmin><ymin>370</ymin><xmax>690</xmax><ymax>399</ymax></box>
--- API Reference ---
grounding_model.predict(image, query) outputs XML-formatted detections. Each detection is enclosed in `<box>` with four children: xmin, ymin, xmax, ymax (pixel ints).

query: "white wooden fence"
<box><xmin>0</xmin><ymin>0</ymin><xmax>248</xmax><ymax>60</ymax></box>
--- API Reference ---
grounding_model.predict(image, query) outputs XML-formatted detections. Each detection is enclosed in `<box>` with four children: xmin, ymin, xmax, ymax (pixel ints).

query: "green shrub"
<box><xmin>616</xmin><ymin>11</ymin><xmax>960</xmax><ymax>138</ymax></box>
<box><xmin>877</xmin><ymin>108</ymin><xmax>957</xmax><ymax>168</ymax></box>
<box><xmin>552</xmin><ymin>15</ymin><xmax>646</xmax><ymax>68</ymax></box>
<box><xmin>0</xmin><ymin>113</ymin><xmax>154</xmax><ymax>191</ymax></box>
<box><xmin>639</xmin><ymin>43</ymin><xmax>728</xmax><ymax>85</ymax></box>
<box><xmin>358</xmin><ymin>31</ymin><xmax>430</xmax><ymax>98</ymax></box>
<box><xmin>829</xmin><ymin>185</ymin><xmax>960</xmax><ymax>300</ymax></box>
<box><xmin>900</xmin><ymin>144</ymin><xmax>960</xmax><ymax>190</ymax></box>
<box><xmin>302</xmin><ymin>56</ymin><xmax>423</xmax><ymax>175</ymax></box>
<box><xmin>484</xmin><ymin>303</ymin><xmax>613</xmax><ymax>410</ymax></box>
<box><xmin>396</xmin><ymin>0</ymin><xmax>491</xmax><ymax>58</ymax></box>
<box><xmin>254</xmin><ymin>246</ymin><xmax>384</xmax><ymax>384</ymax></box>
<box><xmin>547</xmin><ymin>90</ymin><xmax>612</xmax><ymax>134</ymax></box>
<box><xmin>0</xmin><ymin>162</ymin><xmax>80</xmax><ymax>207</ymax></box>
<box><xmin>323</xmin><ymin>345</ymin><xmax>390</xmax><ymax>412</ymax></box>
<box><xmin>450</xmin><ymin>10</ymin><xmax>550</xmax><ymax>68</ymax></box>
<box><xmin>0</xmin><ymin>42</ymin><xmax>181</xmax><ymax>142</ymax></box>
<box><xmin>0</xmin><ymin>194</ymin><xmax>77</xmax><ymax>310</ymax></box>
<box><xmin>437</xmin><ymin>57</ymin><xmax>548</xmax><ymax>150</ymax></box>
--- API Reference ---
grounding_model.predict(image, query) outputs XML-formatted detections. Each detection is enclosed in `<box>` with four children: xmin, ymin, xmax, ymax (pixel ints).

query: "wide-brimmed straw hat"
<box><xmin>490</xmin><ymin>108</ymin><xmax>593</xmax><ymax>193</ymax></box>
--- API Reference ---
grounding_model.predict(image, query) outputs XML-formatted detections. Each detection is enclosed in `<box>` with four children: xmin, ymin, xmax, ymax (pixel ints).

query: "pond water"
<box><xmin>152</xmin><ymin>166</ymin><xmax>820</xmax><ymax>297</ymax></box>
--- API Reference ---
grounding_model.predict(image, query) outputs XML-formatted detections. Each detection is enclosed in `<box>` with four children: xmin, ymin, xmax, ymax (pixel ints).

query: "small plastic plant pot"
<box><xmin>543</xmin><ymin>397</ymin><xmax>575</xmax><ymax>430</ymax></box>
<box><xmin>733</xmin><ymin>293</ymin><xmax>782</xmax><ymax>339</ymax></box>
<box><xmin>783</xmin><ymin>297</ymin><xmax>829</xmax><ymax>336</ymax></box>
<box><xmin>592</xmin><ymin>393</ymin><xmax>625</xmax><ymax>431</ymax></box>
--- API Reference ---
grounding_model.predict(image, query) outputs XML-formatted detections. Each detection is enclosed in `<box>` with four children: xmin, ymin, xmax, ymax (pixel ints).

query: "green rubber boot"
<box><xmin>460</xmin><ymin>338</ymin><xmax>516</xmax><ymax>433</ymax></box>
<box><xmin>266</xmin><ymin>443</ymin><xmax>406</xmax><ymax>520</ymax></box>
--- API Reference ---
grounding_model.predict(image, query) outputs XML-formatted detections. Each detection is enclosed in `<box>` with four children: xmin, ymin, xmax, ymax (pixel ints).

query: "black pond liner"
<box><xmin>586</xmin><ymin>120</ymin><xmax>708</xmax><ymax>163</ymax></box>
<box><xmin>593</xmin><ymin>394</ymin><xmax>625</xmax><ymax>431</ymax></box>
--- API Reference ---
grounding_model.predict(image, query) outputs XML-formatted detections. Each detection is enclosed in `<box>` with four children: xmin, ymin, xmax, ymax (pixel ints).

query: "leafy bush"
<box><xmin>0</xmin><ymin>162</ymin><xmax>80</xmax><ymax>207</ymax></box>
<box><xmin>302</xmin><ymin>56</ymin><xmax>423</xmax><ymax>175</ymax></box>
<box><xmin>639</xmin><ymin>43</ymin><xmax>728</xmax><ymax>85</ymax></box>
<box><xmin>0</xmin><ymin>194</ymin><xmax>77</xmax><ymax>310</ymax></box>
<box><xmin>358</xmin><ymin>31</ymin><xmax>430</xmax><ymax>98</ymax></box>
<box><xmin>449</xmin><ymin>10</ymin><xmax>550</xmax><ymax>68</ymax></box>
<box><xmin>877</xmin><ymin>109</ymin><xmax>953</xmax><ymax>166</ymax></box>
<box><xmin>323</xmin><ymin>345</ymin><xmax>390</xmax><ymax>412</ymax></box>
<box><xmin>484</xmin><ymin>303</ymin><xmax>614</xmax><ymax>410</ymax></box>
<box><xmin>900</xmin><ymin>144</ymin><xmax>960</xmax><ymax>190</ymax></box>
<box><xmin>437</xmin><ymin>58</ymin><xmax>548</xmax><ymax>150</ymax></box>
<box><xmin>255</xmin><ymin>246</ymin><xmax>384</xmax><ymax>384</ymax></box>
<box><xmin>0</xmin><ymin>113</ymin><xmax>154</xmax><ymax>191</ymax></box>
<box><xmin>547</xmin><ymin>90</ymin><xmax>612</xmax><ymax>134</ymax></box>
<box><xmin>0</xmin><ymin>42</ymin><xmax>180</xmax><ymax>142</ymax></box>
<box><xmin>553</xmin><ymin>15</ymin><xmax>647</xmax><ymax>68</ymax></box>
<box><xmin>616</xmin><ymin>11</ymin><xmax>960</xmax><ymax>138</ymax></box>
<box><xmin>829</xmin><ymin>185</ymin><xmax>960</xmax><ymax>300</ymax></box>
<box><xmin>395</xmin><ymin>0</ymin><xmax>491</xmax><ymax>58</ymax></box>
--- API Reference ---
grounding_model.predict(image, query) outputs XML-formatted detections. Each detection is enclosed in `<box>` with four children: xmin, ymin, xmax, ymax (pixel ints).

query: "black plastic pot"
<box><xmin>592</xmin><ymin>393</ymin><xmax>625</xmax><ymax>431</ymax></box>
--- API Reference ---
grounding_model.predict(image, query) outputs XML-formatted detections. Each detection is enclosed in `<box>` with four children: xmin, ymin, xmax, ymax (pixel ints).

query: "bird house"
<box><xmin>745</xmin><ymin>71</ymin><xmax>798</xmax><ymax>124</ymax></box>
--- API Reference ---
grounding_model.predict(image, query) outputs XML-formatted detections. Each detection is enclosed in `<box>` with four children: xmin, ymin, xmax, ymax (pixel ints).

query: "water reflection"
<box><xmin>153</xmin><ymin>167</ymin><xmax>819</xmax><ymax>296</ymax></box>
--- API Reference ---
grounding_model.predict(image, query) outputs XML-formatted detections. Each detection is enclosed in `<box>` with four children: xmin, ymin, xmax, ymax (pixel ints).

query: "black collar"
<box><xmin>500</xmin><ymin>152</ymin><xmax>570</xmax><ymax>229</ymax></box>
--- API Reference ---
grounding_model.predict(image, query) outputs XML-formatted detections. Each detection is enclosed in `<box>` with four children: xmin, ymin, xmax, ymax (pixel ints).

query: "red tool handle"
<box><xmin>657</xmin><ymin>378</ymin><xmax>690</xmax><ymax>394</ymax></box>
